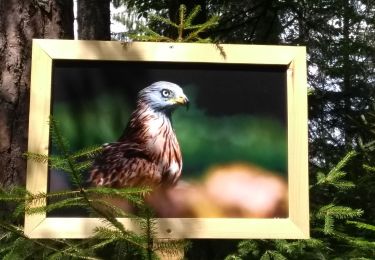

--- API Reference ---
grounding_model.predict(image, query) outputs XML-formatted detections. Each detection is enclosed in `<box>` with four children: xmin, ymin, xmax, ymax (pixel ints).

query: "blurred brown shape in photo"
<box><xmin>203</xmin><ymin>163</ymin><xmax>288</xmax><ymax>218</ymax></box>
<box><xmin>148</xmin><ymin>163</ymin><xmax>288</xmax><ymax>218</ymax></box>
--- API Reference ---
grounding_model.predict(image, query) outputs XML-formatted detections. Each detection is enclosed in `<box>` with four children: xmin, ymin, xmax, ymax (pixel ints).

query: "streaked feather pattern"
<box><xmin>88</xmin><ymin>81</ymin><xmax>189</xmax><ymax>188</ymax></box>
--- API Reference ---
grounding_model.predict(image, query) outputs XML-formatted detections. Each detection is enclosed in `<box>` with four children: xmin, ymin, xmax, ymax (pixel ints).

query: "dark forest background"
<box><xmin>1</xmin><ymin>0</ymin><xmax>374</xmax><ymax>259</ymax></box>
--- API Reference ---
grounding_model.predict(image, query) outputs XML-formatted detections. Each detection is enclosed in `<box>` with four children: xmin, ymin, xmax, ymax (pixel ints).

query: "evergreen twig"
<box><xmin>1</xmin><ymin>115</ymin><xmax>182</xmax><ymax>259</ymax></box>
<box><xmin>129</xmin><ymin>4</ymin><xmax>219</xmax><ymax>43</ymax></box>
<box><xmin>0</xmin><ymin>221</ymin><xmax>98</xmax><ymax>260</ymax></box>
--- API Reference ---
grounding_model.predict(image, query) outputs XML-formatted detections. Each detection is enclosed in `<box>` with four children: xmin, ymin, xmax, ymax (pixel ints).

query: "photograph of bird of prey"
<box><xmin>88</xmin><ymin>81</ymin><xmax>189</xmax><ymax>188</ymax></box>
<box><xmin>51</xmin><ymin>60</ymin><xmax>289</xmax><ymax>218</ymax></box>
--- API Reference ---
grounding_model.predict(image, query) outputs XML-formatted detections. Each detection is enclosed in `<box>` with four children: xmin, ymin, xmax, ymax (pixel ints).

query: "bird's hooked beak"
<box><xmin>173</xmin><ymin>95</ymin><xmax>190</xmax><ymax>110</ymax></box>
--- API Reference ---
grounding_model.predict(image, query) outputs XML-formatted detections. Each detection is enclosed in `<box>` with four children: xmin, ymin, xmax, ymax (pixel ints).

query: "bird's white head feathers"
<box><xmin>138</xmin><ymin>81</ymin><xmax>189</xmax><ymax>113</ymax></box>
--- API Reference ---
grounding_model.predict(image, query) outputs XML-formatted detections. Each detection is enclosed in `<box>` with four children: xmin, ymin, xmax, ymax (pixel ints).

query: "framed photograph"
<box><xmin>25</xmin><ymin>40</ymin><xmax>309</xmax><ymax>239</ymax></box>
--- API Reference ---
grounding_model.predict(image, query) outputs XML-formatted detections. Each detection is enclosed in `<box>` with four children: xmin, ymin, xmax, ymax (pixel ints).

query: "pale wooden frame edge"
<box><xmin>25</xmin><ymin>39</ymin><xmax>309</xmax><ymax>239</ymax></box>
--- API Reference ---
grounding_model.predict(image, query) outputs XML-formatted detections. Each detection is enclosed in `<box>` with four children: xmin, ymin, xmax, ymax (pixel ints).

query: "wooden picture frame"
<box><xmin>25</xmin><ymin>39</ymin><xmax>309</xmax><ymax>239</ymax></box>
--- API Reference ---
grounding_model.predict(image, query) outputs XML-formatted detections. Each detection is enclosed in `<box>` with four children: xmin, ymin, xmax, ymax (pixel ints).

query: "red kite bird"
<box><xmin>88</xmin><ymin>81</ymin><xmax>189</xmax><ymax>188</ymax></box>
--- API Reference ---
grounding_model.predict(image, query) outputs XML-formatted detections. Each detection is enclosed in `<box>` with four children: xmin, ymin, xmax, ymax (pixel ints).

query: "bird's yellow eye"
<box><xmin>161</xmin><ymin>89</ymin><xmax>171</xmax><ymax>98</ymax></box>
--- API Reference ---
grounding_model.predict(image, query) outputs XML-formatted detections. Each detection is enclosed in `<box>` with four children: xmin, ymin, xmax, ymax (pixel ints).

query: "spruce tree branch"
<box><xmin>346</xmin><ymin>221</ymin><xmax>375</xmax><ymax>232</ymax></box>
<box><xmin>49</xmin><ymin>118</ymin><xmax>116</xmax><ymax>221</ymax></box>
<box><xmin>93</xmin><ymin>227</ymin><xmax>147</xmax><ymax>251</ymax></box>
<box><xmin>72</xmin><ymin>145</ymin><xmax>102</xmax><ymax>159</ymax></box>
<box><xmin>149</xmin><ymin>14</ymin><xmax>178</xmax><ymax>28</ymax></box>
<box><xmin>0</xmin><ymin>221</ymin><xmax>98</xmax><ymax>260</ymax></box>
<box><xmin>23</xmin><ymin>118</ymin><xmax>156</xmax><ymax>256</ymax></box>
<box><xmin>363</xmin><ymin>164</ymin><xmax>375</xmax><ymax>172</ymax></box>
<box><xmin>130</xmin><ymin>4</ymin><xmax>218</xmax><ymax>43</ymax></box>
<box><xmin>185</xmin><ymin>5</ymin><xmax>201</xmax><ymax>27</ymax></box>
<box><xmin>49</xmin><ymin>118</ymin><xmax>149</xmax><ymax>248</ymax></box>
<box><xmin>50</xmin><ymin>118</ymin><xmax>84</xmax><ymax>189</ymax></box>
<box><xmin>327</xmin><ymin>150</ymin><xmax>357</xmax><ymax>176</ymax></box>
<box><xmin>177</xmin><ymin>4</ymin><xmax>187</xmax><ymax>42</ymax></box>
<box><xmin>184</xmin><ymin>16</ymin><xmax>219</xmax><ymax>42</ymax></box>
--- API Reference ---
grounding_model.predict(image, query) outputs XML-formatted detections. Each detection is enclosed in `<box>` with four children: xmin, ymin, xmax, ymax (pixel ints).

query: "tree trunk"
<box><xmin>0</xmin><ymin>0</ymin><xmax>73</xmax><ymax>187</ymax></box>
<box><xmin>77</xmin><ymin>0</ymin><xmax>111</xmax><ymax>40</ymax></box>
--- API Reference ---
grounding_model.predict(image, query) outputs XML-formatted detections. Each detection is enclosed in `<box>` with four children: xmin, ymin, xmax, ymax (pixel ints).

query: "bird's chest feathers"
<box><xmin>137</xmin><ymin>111</ymin><xmax>182</xmax><ymax>181</ymax></box>
<box><xmin>146</xmin><ymin>116</ymin><xmax>165</xmax><ymax>138</ymax></box>
<box><xmin>168</xmin><ymin>160</ymin><xmax>180</xmax><ymax>175</ymax></box>
<box><xmin>144</xmin><ymin>115</ymin><xmax>180</xmax><ymax>160</ymax></box>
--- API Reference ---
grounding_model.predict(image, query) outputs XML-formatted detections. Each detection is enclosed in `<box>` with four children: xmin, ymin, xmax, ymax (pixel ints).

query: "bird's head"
<box><xmin>138</xmin><ymin>81</ymin><xmax>190</xmax><ymax>113</ymax></box>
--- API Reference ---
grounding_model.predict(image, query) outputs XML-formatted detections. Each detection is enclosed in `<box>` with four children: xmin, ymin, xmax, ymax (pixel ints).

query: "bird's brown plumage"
<box><xmin>88</xmin><ymin>81</ymin><xmax>189</xmax><ymax>188</ymax></box>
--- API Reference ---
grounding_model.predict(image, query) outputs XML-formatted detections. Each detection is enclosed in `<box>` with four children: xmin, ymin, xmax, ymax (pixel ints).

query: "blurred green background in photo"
<box><xmin>53</xmin><ymin>84</ymin><xmax>287</xmax><ymax>181</ymax></box>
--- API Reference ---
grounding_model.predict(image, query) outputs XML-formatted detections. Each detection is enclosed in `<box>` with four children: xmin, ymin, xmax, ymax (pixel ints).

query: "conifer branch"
<box><xmin>86</xmin><ymin>186</ymin><xmax>151</xmax><ymax>202</ymax></box>
<box><xmin>23</xmin><ymin>152</ymin><xmax>49</xmax><ymax>164</ymax></box>
<box><xmin>185</xmin><ymin>5</ymin><xmax>201</xmax><ymax>27</ymax></box>
<box><xmin>177</xmin><ymin>4</ymin><xmax>186</xmax><ymax>41</ymax></box>
<box><xmin>316</xmin><ymin>204</ymin><xmax>364</xmax><ymax>234</ymax></box>
<box><xmin>14</xmin><ymin>116</ymin><xmax>166</xmax><ymax>258</ymax></box>
<box><xmin>328</xmin><ymin>230</ymin><xmax>375</xmax><ymax>249</ymax></box>
<box><xmin>346</xmin><ymin>221</ymin><xmax>375</xmax><ymax>232</ymax></box>
<box><xmin>128</xmin><ymin>25</ymin><xmax>173</xmax><ymax>42</ymax></box>
<box><xmin>50</xmin><ymin>118</ymin><xmax>84</xmax><ymax>188</ymax></box>
<box><xmin>260</xmin><ymin>250</ymin><xmax>287</xmax><ymax>260</ymax></box>
<box><xmin>129</xmin><ymin>4</ymin><xmax>219</xmax><ymax>43</ymax></box>
<box><xmin>148</xmin><ymin>15</ymin><xmax>178</xmax><ymax>29</ymax></box>
<box><xmin>363</xmin><ymin>164</ymin><xmax>375</xmax><ymax>172</ymax></box>
<box><xmin>72</xmin><ymin>145</ymin><xmax>103</xmax><ymax>160</ymax></box>
<box><xmin>89</xmin><ymin>198</ymin><xmax>130</xmax><ymax>218</ymax></box>
<box><xmin>317</xmin><ymin>204</ymin><xmax>364</xmax><ymax>220</ymax></box>
<box><xmin>185</xmin><ymin>16</ymin><xmax>219</xmax><ymax>42</ymax></box>
<box><xmin>48</xmin><ymin>117</ymin><xmax>130</xmax><ymax>225</ymax></box>
<box><xmin>327</xmin><ymin>151</ymin><xmax>357</xmax><ymax>176</ymax></box>
<box><xmin>93</xmin><ymin>226</ymin><xmax>147</xmax><ymax>252</ymax></box>
<box><xmin>313</xmin><ymin>150</ymin><xmax>357</xmax><ymax>189</ymax></box>
<box><xmin>0</xmin><ymin>221</ymin><xmax>98</xmax><ymax>260</ymax></box>
<box><xmin>25</xmin><ymin>197</ymin><xmax>86</xmax><ymax>215</ymax></box>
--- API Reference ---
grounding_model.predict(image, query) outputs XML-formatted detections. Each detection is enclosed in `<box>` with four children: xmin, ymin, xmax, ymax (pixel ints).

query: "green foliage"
<box><xmin>128</xmin><ymin>4</ymin><xmax>219</xmax><ymax>42</ymax></box>
<box><xmin>225</xmin><ymin>240</ymin><xmax>260</xmax><ymax>259</ymax></box>
<box><xmin>226</xmin><ymin>149</ymin><xmax>375</xmax><ymax>259</ymax></box>
<box><xmin>316</xmin><ymin>204</ymin><xmax>363</xmax><ymax>234</ymax></box>
<box><xmin>0</xmin><ymin>221</ymin><xmax>97</xmax><ymax>259</ymax></box>
<box><xmin>347</xmin><ymin>221</ymin><xmax>375</xmax><ymax>232</ymax></box>
<box><xmin>2</xmin><ymin>1</ymin><xmax>374</xmax><ymax>258</ymax></box>
<box><xmin>112</xmin><ymin>0</ymin><xmax>283</xmax><ymax>44</ymax></box>
<box><xmin>0</xmin><ymin>117</ymin><xmax>187</xmax><ymax>259</ymax></box>
<box><xmin>314</xmin><ymin>151</ymin><xmax>356</xmax><ymax>189</ymax></box>
<box><xmin>24</xmin><ymin>145</ymin><xmax>101</xmax><ymax>183</ymax></box>
<box><xmin>260</xmin><ymin>250</ymin><xmax>287</xmax><ymax>260</ymax></box>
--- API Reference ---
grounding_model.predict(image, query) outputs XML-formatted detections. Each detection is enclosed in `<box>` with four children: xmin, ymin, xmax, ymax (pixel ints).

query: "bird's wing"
<box><xmin>88</xmin><ymin>142</ymin><xmax>162</xmax><ymax>188</ymax></box>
